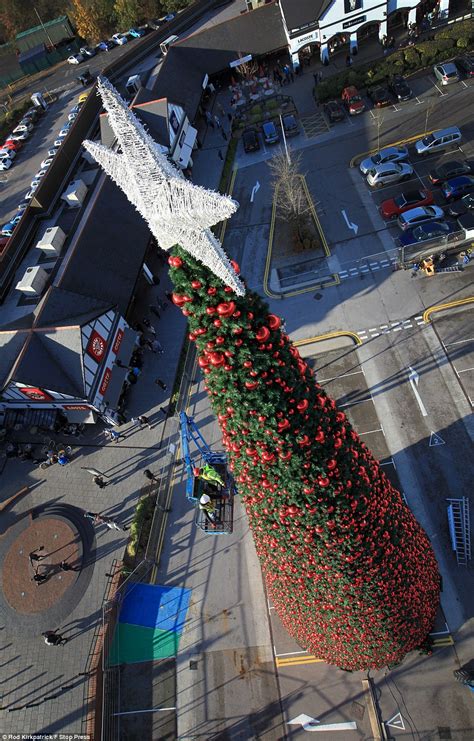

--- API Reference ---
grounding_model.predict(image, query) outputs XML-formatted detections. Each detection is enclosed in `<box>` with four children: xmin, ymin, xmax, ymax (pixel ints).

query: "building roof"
<box><xmin>34</xmin><ymin>287</ymin><xmax>113</xmax><ymax>329</ymax></box>
<box><xmin>0</xmin><ymin>331</ymin><xmax>28</xmax><ymax>388</ymax></box>
<box><xmin>11</xmin><ymin>329</ymin><xmax>85</xmax><ymax>397</ymax></box>
<box><xmin>279</xmin><ymin>0</ymin><xmax>332</xmax><ymax>32</ymax></box>
<box><xmin>154</xmin><ymin>2</ymin><xmax>287</xmax><ymax>120</ymax></box>
<box><xmin>56</xmin><ymin>175</ymin><xmax>150</xmax><ymax>316</ymax></box>
<box><xmin>101</xmin><ymin>95</ymin><xmax>172</xmax><ymax>150</ymax></box>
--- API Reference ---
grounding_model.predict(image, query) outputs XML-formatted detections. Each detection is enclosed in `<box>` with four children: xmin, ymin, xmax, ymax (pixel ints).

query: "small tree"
<box><xmin>114</xmin><ymin>0</ymin><xmax>140</xmax><ymax>29</ymax></box>
<box><xmin>267</xmin><ymin>149</ymin><xmax>313</xmax><ymax>243</ymax></box>
<box><xmin>71</xmin><ymin>0</ymin><xmax>104</xmax><ymax>42</ymax></box>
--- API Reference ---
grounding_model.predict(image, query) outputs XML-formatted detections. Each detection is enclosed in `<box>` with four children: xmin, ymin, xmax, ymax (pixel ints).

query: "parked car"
<box><xmin>163</xmin><ymin>13</ymin><xmax>176</xmax><ymax>22</ymax></box>
<box><xmin>7</xmin><ymin>130</ymin><xmax>29</xmax><ymax>141</ymax></box>
<box><xmin>415</xmin><ymin>127</ymin><xmax>462</xmax><ymax>156</ymax></box>
<box><xmin>147</xmin><ymin>18</ymin><xmax>164</xmax><ymax>30</ymax></box>
<box><xmin>2</xmin><ymin>139</ymin><xmax>23</xmax><ymax>151</ymax></box>
<box><xmin>242</xmin><ymin>128</ymin><xmax>260</xmax><ymax>153</ymax></box>
<box><xmin>1</xmin><ymin>221</ymin><xmax>17</xmax><ymax>237</ymax></box>
<box><xmin>397</xmin><ymin>205</ymin><xmax>445</xmax><ymax>231</ymax></box>
<box><xmin>11</xmin><ymin>209</ymin><xmax>26</xmax><ymax>226</ymax></box>
<box><xmin>399</xmin><ymin>221</ymin><xmax>457</xmax><ymax>247</ymax></box>
<box><xmin>79</xmin><ymin>46</ymin><xmax>96</xmax><ymax>57</ymax></box>
<box><xmin>323</xmin><ymin>100</ymin><xmax>345</xmax><ymax>122</ymax></box>
<box><xmin>0</xmin><ymin>157</ymin><xmax>13</xmax><ymax>171</ymax></box>
<box><xmin>367</xmin><ymin>86</ymin><xmax>392</xmax><ymax>108</ymax></box>
<box><xmin>380</xmin><ymin>188</ymin><xmax>434</xmax><ymax>219</ymax></box>
<box><xmin>388</xmin><ymin>75</ymin><xmax>412</xmax><ymax>101</ymax></box>
<box><xmin>22</xmin><ymin>107</ymin><xmax>40</xmax><ymax>123</ymax></box>
<box><xmin>25</xmin><ymin>187</ymin><xmax>38</xmax><ymax>200</ymax></box>
<box><xmin>112</xmin><ymin>33</ymin><xmax>128</xmax><ymax>45</ymax></box>
<box><xmin>68</xmin><ymin>111</ymin><xmax>79</xmax><ymax>122</ymax></box>
<box><xmin>429</xmin><ymin>160</ymin><xmax>472</xmax><ymax>185</ymax></box>
<box><xmin>0</xmin><ymin>148</ymin><xmax>16</xmax><ymax>160</ymax></box>
<box><xmin>78</xmin><ymin>69</ymin><xmax>94</xmax><ymax>87</ymax></box>
<box><xmin>359</xmin><ymin>146</ymin><xmax>409</xmax><ymax>175</ymax></box>
<box><xmin>442</xmin><ymin>175</ymin><xmax>474</xmax><ymax>201</ymax></box>
<box><xmin>97</xmin><ymin>40</ymin><xmax>114</xmax><ymax>51</ymax></box>
<box><xmin>13</xmin><ymin>122</ymin><xmax>33</xmax><ymax>134</ymax></box>
<box><xmin>128</xmin><ymin>27</ymin><xmax>146</xmax><ymax>37</ymax></box>
<box><xmin>282</xmin><ymin>114</ymin><xmax>299</xmax><ymax>137</ymax></box>
<box><xmin>433</xmin><ymin>62</ymin><xmax>460</xmax><ymax>85</ymax></box>
<box><xmin>19</xmin><ymin>117</ymin><xmax>35</xmax><ymax>130</ymax></box>
<box><xmin>454</xmin><ymin>55</ymin><xmax>474</xmax><ymax>77</ymax></box>
<box><xmin>40</xmin><ymin>157</ymin><xmax>54</xmax><ymax>169</ymax></box>
<box><xmin>17</xmin><ymin>200</ymin><xmax>30</xmax><ymax>211</ymax></box>
<box><xmin>47</xmin><ymin>147</ymin><xmax>59</xmax><ymax>158</ymax></box>
<box><xmin>262</xmin><ymin>120</ymin><xmax>279</xmax><ymax>145</ymax></box>
<box><xmin>53</xmin><ymin>137</ymin><xmax>66</xmax><ymax>148</ymax></box>
<box><xmin>366</xmin><ymin>162</ymin><xmax>413</xmax><ymax>188</ymax></box>
<box><xmin>446</xmin><ymin>192</ymin><xmax>474</xmax><ymax>217</ymax></box>
<box><xmin>59</xmin><ymin>124</ymin><xmax>72</xmax><ymax>137</ymax></box>
<box><xmin>78</xmin><ymin>92</ymin><xmax>90</xmax><ymax>104</ymax></box>
<box><xmin>67</xmin><ymin>54</ymin><xmax>84</xmax><ymax>64</ymax></box>
<box><xmin>342</xmin><ymin>86</ymin><xmax>365</xmax><ymax>115</ymax></box>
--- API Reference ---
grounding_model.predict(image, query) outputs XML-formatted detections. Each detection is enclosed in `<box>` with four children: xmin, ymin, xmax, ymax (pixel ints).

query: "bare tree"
<box><xmin>267</xmin><ymin>149</ymin><xmax>313</xmax><ymax>241</ymax></box>
<box><xmin>235</xmin><ymin>52</ymin><xmax>259</xmax><ymax>81</ymax></box>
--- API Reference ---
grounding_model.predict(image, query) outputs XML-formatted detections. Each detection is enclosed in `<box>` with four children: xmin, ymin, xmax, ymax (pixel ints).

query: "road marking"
<box><xmin>276</xmin><ymin>655</ymin><xmax>324</xmax><ymax>667</ymax></box>
<box><xmin>341</xmin><ymin>210</ymin><xmax>359</xmax><ymax>235</ymax></box>
<box><xmin>429</xmin><ymin>431</ymin><xmax>445</xmax><ymax>446</ymax></box>
<box><xmin>457</xmin><ymin>366</ymin><xmax>474</xmax><ymax>374</ymax></box>
<box><xmin>408</xmin><ymin>366</ymin><xmax>428</xmax><ymax>417</ymax></box>
<box><xmin>250</xmin><ymin>180</ymin><xmax>260</xmax><ymax>202</ymax></box>
<box><xmin>275</xmin><ymin>649</ymin><xmax>309</xmax><ymax>657</ymax></box>
<box><xmin>356</xmin><ymin>316</ymin><xmax>426</xmax><ymax>341</ymax></box>
<box><xmin>432</xmin><ymin>635</ymin><xmax>454</xmax><ymax>646</ymax></box>
<box><xmin>386</xmin><ymin>712</ymin><xmax>405</xmax><ymax>730</ymax></box>
<box><xmin>288</xmin><ymin>714</ymin><xmax>357</xmax><ymax>732</ymax></box>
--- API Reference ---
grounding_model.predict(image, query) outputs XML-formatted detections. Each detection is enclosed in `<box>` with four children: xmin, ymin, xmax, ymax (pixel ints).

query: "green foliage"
<box><xmin>218</xmin><ymin>136</ymin><xmax>237</xmax><ymax>194</ymax></box>
<box><xmin>127</xmin><ymin>494</ymin><xmax>155</xmax><ymax>558</ymax></box>
<box><xmin>457</xmin><ymin>37</ymin><xmax>469</xmax><ymax>49</ymax></box>
<box><xmin>403</xmin><ymin>47</ymin><xmax>421</xmax><ymax>69</ymax></box>
<box><xmin>114</xmin><ymin>0</ymin><xmax>140</xmax><ymax>29</ymax></box>
<box><xmin>0</xmin><ymin>99</ymin><xmax>30</xmax><ymax>143</ymax></box>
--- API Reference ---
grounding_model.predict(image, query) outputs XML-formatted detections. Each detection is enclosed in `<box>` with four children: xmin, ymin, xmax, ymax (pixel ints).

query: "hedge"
<box><xmin>316</xmin><ymin>18</ymin><xmax>474</xmax><ymax>103</ymax></box>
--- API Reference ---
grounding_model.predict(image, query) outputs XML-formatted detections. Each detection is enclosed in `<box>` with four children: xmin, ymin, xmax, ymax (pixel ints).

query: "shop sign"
<box><xmin>297</xmin><ymin>31</ymin><xmax>318</xmax><ymax>45</ymax></box>
<box><xmin>112</xmin><ymin>328</ymin><xmax>124</xmax><ymax>354</ymax></box>
<box><xmin>19</xmin><ymin>387</ymin><xmax>53</xmax><ymax>401</ymax></box>
<box><xmin>343</xmin><ymin>14</ymin><xmax>366</xmax><ymax>28</ymax></box>
<box><xmin>99</xmin><ymin>368</ymin><xmax>112</xmax><ymax>396</ymax></box>
<box><xmin>230</xmin><ymin>54</ymin><xmax>252</xmax><ymax>68</ymax></box>
<box><xmin>63</xmin><ymin>405</ymin><xmax>90</xmax><ymax>410</ymax></box>
<box><xmin>87</xmin><ymin>329</ymin><xmax>108</xmax><ymax>362</ymax></box>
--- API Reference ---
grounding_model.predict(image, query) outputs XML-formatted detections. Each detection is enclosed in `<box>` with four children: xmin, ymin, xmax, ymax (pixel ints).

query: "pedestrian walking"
<box><xmin>214</xmin><ymin>114</ymin><xmax>221</xmax><ymax>128</ymax></box>
<box><xmin>137</xmin><ymin>415</ymin><xmax>152</xmax><ymax>430</ymax></box>
<box><xmin>93</xmin><ymin>475</ymin><xmax>108</xmax><ymax>489</ymax></box>
<box><xmin>151</xmin><ymin>339</ymin><xmax>164</xmax><ymax>354</ymax></box>
<box><xmin>97</xmin><ymin>514</ymin><xmax>129</xmax><ymax>531</ymax></box>
<box><xmin>149</xmin><ymin>304</ymin><xmax>161</xmax><ymax>318</ymax></box>
<box><xmin>59</xmin><ymin>561</ymin><xmax>73</xmax><ymax>571</ymax></box>
<box><xmin>84</xmin><ymin>511</ymin><xmax>99</xmax><ymax>522</ymax></box>
<box><xmin>29</xmin><ymin>547</ymin><xmax>45</xmax><ymax>564</ymax></box>
<box><xmin>42</xmin><ymin>631</ymin><xmax>68</xmax><ymax>646</ymax></box>
<box><xmin>144</xmin><ymin>469</ymin><xmax>159</xmax><ymax>483</ymax></box>
<box><xmin>81</xmin><ymin>467</ymin><xmax>109</xmax><ymax>478</ymax></box>
<box><xmin>32</xmin><ymin>571</ymin><xmax>49</xmax><ymax>585</ymax></box>
<box><xmin>143</xmin><ymin>317</ymin><xmax>157</xmax><ymax>335</ymax></box>
<box><xmin>218</xmin><ymin>150</ymin><xmax>224</xmax><ymax>161</ymax></box>
<box><xmin>227</xmin><ymin>112</ymin><xmax>233</xmax><ymax>124</ymax></box>
<box><xmin>105</xmin><ymin>428</ymin><xmax>121</xmax><ymax>443</ymax></box>
<box><xmin>221</xmin><ymin>129</ymin><xmax>228</xmax><ymax>141</ymax></box>
<box><xmin>57</xmin><ymin>449</ymin><xmax>70</xmax><ymax>466</ymax></box>
<box><xmin>313</xmin><ymin>72</ymin><xmax>319</xmax><ymax>86</ymax></box>
<box><xmin>155</xmin><ymin>378</ymin><xmax>167</xmax><ymax>390</ymax></box>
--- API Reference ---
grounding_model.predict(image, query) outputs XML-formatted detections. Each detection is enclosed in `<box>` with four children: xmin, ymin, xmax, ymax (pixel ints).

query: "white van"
<box><xmin>160</xmin><ymin>34</ymin><xmax>179</xmax><ymax>55</ymax></box>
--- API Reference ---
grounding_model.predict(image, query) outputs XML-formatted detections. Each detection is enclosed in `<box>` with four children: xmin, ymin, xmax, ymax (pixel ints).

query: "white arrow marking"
<box><xmin>341</xmin><ymin>210</ymin><xmax>358</xmax><ymax>235</ymax></box>
<box><xmin>429</xmin><ymin>431</ymin><xmax>445</xmax><ymax>447</ymax></box>
<box><xmin>386</xmin><ymin>712</ymin><xmax>406</xmax><ymax>730</ymax></box>
<box><xmin>250</xmin><ymin>180</ymin><xmax>260</xmax><ymax>202</ymax></box>
<box><xmin>288</xmin><ymin>714</ymin><xmax>357</xmax><ymax>732</ymax></box>
<box><xmin>408</xmin><ymin>366</ymin><xmax>428</xmax><ymax>417</ymax></box>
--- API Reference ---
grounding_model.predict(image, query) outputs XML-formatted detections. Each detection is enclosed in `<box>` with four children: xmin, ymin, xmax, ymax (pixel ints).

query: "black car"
<box><xmin>455</xmin><ymin>55</ymin><xmax>474</xmax><ymax>77</ymax></box>
<box><xmin>242</xmin><ymin>128</ymin><xmax>260</xmax><ymax>153</ymax></box>
<box><xmin>78</xmin><ymin>69</ymin><xmax>94</xmax><ymax>87</ymax></box>
<box><xmin>389</xmin><ymin>75</ymin><xmax>412</xmax><ymax>101</ymax></box>
<box><xmin>367</xmin><ymin>86</ymin><xmax>392</xmax><ymax>107</ymax></box>
<box><xmin>429</xmin><ymin>160</ymin><xmax>472</xmax><ymax>185</ymax></box>
<box><xmin>323</xmin><ymin>100</ymin><xmax>345</xmax><ymax>122</ymax></box>
<box><xmin>282</xmin><ymin>114</ymin><xmax>299</xmax><ymax>137</ymax></box>
<box><xmin>446</xmin><ymin>192</ymin><xmax>474</xmax><ymax>217</ymax></box>
<box><xmin>147</xmin><ymin>18</ymin><xmax>164</xmax><ymax>30</ymax></box>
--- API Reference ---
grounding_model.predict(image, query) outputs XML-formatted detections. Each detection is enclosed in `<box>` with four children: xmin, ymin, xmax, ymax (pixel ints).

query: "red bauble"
<box><xmin>172</xmin><ymin>293</ymin><xmax>188</xmax><ymax>306</ymax></box>
<box><xmin>217</xmin><ymin>301</ymin><xmax>236</xmax><ymax>317</ymax></box>
<box><xmin>191</xmin><ymin>280</ymin><xmax>202</xmax><ymax>289</ymax></box>
<box><xmin>213</xmin><ymin>319</ymin><xmax>222</xmax><ymax>328</ymax></box>
<box><xmin>267</xmin><ymin>314</ymin><xmax>282</xmax><ymax>330</ymax></box>
<box><xmin>256</xmin><ymin>326</ymin><xmax>270</xmax><ymax>342</ymax></box>
<box><xmin>209</xmin><ymin>352</ymin><xmax>225</xmax><ymax>366</ymax></box>
<box><xmin>206</xmin><ymin>306</ymin><xmax>216</xmax><ymax>315</ymax></box>
<box><xmin>245</xmin><ymin>381</ymin><xmax>259</xmax><ymax>390</ymax></box>
<box><xmin>231</xmin><ymin>260</ymin><xmax>240</xmax><ymax>274</ymax></box>
<box><xmin>168</xmin><ymin>256</ymin><xmax>183</xmax><ymax>268</ymax></box>
<box><xmin>207</xmin><ymin>287</ymin><xmax>217</xmax><ymax>295</ymax></box>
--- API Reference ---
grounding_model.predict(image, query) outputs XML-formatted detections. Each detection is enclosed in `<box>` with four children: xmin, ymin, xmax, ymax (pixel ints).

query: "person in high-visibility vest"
<box><xmin>193</xmin><ymin>464</ymin><xmax>224</xmax><ymax>488</ymax></box>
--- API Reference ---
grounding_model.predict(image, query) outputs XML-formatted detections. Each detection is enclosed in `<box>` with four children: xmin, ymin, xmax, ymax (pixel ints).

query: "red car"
<box><xmin>3</xmin><ymin>139</ymin><xmax>23</xmax><ymax>151</ymax></box>
<box><xmin>380</xmin><ymin>188</ymin><xmax>434</xmax><ymax>219</ymax></box>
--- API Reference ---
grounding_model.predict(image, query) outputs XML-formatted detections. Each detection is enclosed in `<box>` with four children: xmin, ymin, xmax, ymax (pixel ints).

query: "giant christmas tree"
<box><xmin>85</xmin><ymin>77</ymin><xmax>440</xmax><ymax>671</ymax></box>
<box><xmin>169</xmin><ymin>248</ymin><xmax>440</xmax><ymax>670</ymax></box>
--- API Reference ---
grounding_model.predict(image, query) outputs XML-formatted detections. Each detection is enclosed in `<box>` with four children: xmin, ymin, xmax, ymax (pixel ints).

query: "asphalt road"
<box><xmin>218</xmin><ymin>69</ymin><xmax>474</xmax><ymax>738</ymax></box>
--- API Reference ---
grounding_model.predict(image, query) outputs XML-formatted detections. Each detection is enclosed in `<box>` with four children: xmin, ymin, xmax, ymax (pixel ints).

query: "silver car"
<box><xmin>397</xmin><ymin>205</ymin><xmax>444</xmax><ymax>231</ymax></box>
<box><xmin>359</xmin><ymin>146</ymin><xmax>409</xmax><ymax>175</ymax></box>
<box><xmin>366</xmin><ymin>162</ymin><xmax>413</xmax><ymax>188</ymax></box>
<box><xmin>433</xmin><ymin>62</ymin><xmax>460</xmax><ymax>85</ymax></box>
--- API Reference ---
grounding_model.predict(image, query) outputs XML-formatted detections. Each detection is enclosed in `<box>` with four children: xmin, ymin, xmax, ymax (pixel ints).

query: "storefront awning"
<box><xmin>102</xmin><ymin>366</ymin><xmax>128</xmax><ymax>409</ymax></box>
<box><xmin>63</xmin><ymin>408</ymin><xmax>97</xmax><ymax>423</ymax></box>
<box><xmin>116</xmin><ymin>327</ymin><xmax>138</xmax><ymax>365</ymax></box>
<box><xmin>177</xmin><ymin>125</ymin><xmax>198</xmax><ymax>168</ymax></box>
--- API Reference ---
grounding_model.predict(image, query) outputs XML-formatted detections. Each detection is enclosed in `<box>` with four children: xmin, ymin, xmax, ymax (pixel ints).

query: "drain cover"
<box><xmin>313</xmin><ymin>292</ymin><xmax>322</xmax><ymax>301</ymax></box>
<box><xmin>438</xmin><ymin>728</ymin><xmax>452</xmax><ymax>740</ymax></box>
<box><xmin>189</xmin><ymin>660</ymin><xmax>198</xmax><ymax>670</ymax></box>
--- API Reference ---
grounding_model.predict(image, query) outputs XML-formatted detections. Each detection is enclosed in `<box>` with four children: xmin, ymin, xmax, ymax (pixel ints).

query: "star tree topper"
<box><xmin>83</xmin><ymin>77</ymin><xmax>245</xmax><ymax>296</ymax></box>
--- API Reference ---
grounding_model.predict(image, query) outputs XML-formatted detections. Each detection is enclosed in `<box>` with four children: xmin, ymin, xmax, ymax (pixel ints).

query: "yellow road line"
<box><xmin>423</xmin><ymin>296</ymin><xmax>474</xmax><ymax>324</ymax></box>
<box><xmin>276</xmin><ymin>655</ymin><xmax>323</xmax><ymax>667</ymax></box>
<box><xmin>294</xmin><ymin>330</ymin><xmax>362</xmax><ymax>347</ymax></box>
<box><xmin>349</xmin><ymin>129</ymin><xmax>436</xmax><ymax>168</ymax></box>
<box><xmin>432</xmin><ymin>636</ymin><xmax>454</xmax><ymax>647</ymax></box>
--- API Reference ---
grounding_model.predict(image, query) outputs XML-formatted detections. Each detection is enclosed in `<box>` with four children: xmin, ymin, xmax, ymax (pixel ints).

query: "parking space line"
<box><xmin>414</xmin><ymin>96</ymin><xmax>424</xmax><ymax>105</ymax></box>
<box><xmin>443</xmin><ymin>338</ymin><xmax>474</xmax><ymax>347</ymax></box>
<box><xmin>275</xmin><ymin>649</ymin><xmax>308</xmax><ymax>657</ymax></box>
<box><xmin>380</xmin><ymin>458</ymin><xmax>395</xmax><ymax>466</ymax></box>
<box><xmin>432</xmin><ymin>79</ymin><xmax>448</xmax><ymax>97</ymax></box>
<box><xmin>461</xmin><ymin>81</ymin><xmax>468</xmax><ymax>89</ymax></box>
<box><xmin>358</xmin><ymin>428</ymin><xmax>383</xmax><ymax>435</ymax></box>
<box><xmin>456</xmin><ymin>366</ymin><xmax>474</xmax><ymax>374</ymax></box>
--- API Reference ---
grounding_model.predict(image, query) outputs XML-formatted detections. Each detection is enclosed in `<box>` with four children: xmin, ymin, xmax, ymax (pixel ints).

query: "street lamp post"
<box><xmin>279</xmin><ymin>113</ymin><xmax>290</xmax><ymax>164</ymax></box>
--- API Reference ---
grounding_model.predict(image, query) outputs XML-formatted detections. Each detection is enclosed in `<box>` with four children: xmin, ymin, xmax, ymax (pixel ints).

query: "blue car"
<box><xmin>399</xmin><ymin>221</ymin><xmax>457</xmax><ymax>247</ymax></box>
<box><xmin>1</xmin><ymin>221</ymin><xmax>17</xmax><ymax>237</ymax></box>
<box><xmin>96</xmin><ymin>40</ymin><xmax>114</xmax><ymax>51</ymax></box>
<box><xmin>128</xmin><ymin>27</ymin><xmax>145</xmax><ymax>37</ymax></box>
<box><xmin>442</xmin><ymin>175</ymin><xmax>474</xmax><ymax>201</ymax></box>
<box><xmin>262</xmin><ymin>121</ymin><xmax>279</xmax><ymax>145</ymax></box>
